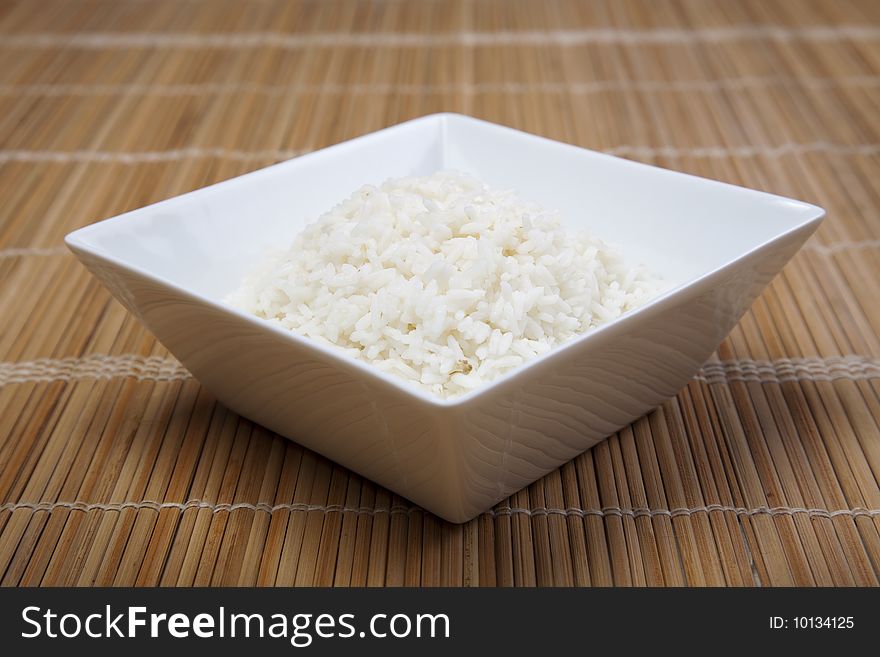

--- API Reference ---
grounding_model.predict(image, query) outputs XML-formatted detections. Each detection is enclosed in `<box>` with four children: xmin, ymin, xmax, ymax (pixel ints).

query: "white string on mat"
<box><xmin>804</xmin><ymin>239</ymin><xmax>880</xmax><ymax>255</ymax></box>
<box><xmin>1</xmin><ymin>75</ymin><xmax>878</xmax><ymax>97</ymax></box>
<box><xmin>2</xmin><ymin>25</ymin><xmax>880</xmax><ymax>49</ymax></box>
<box><xmin>695</xmin><ymin>355</ymin><xmax>880</xmax><ymax>384</ymax></box>
<box><xmin>0</xmin><ymin>147</ymin><xmax>308</xmax><ymax>164</ymax></box>
<box><xmin>0</xmin><ymin>142</ymin><xmax>876</xmax><ymax>167</ymax></box>
<box><xmin>0</xmin><ymin>246</ymin><xmax>68</xmax><ymax>258</ymax></box>
<box><xmin>1</xmin><ymin>499</ymin><xmax>878</xmax><ymax>520</ymax></box>
<box><xmin>0</xmin><ymin>354</ymin><xmax>191</xmax><ymax>385</ymax></box>
<box><xmin>601</xmin><ymin>142</ymin><xmax>880</xmax><ymax>158</ymax></box>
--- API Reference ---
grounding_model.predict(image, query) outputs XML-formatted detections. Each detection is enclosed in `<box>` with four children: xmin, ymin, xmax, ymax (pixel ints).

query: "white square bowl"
<box><xmin>65</xmin><ymin>113</ymin><xmax>824</xmax><ymax>522</ymax></box>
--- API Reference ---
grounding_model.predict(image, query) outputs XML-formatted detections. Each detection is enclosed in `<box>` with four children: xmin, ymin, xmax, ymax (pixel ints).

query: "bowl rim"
<box><xmin>65</xmin><ymin>112</ymin><xmax>826</xmax><ymax>409</ymax></box>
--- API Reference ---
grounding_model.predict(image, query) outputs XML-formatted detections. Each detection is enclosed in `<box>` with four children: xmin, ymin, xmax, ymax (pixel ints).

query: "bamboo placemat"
<box><xmin>1</xmin><ymin>0</ymin><xmax>879</xmax><ymax>586</ymax></box>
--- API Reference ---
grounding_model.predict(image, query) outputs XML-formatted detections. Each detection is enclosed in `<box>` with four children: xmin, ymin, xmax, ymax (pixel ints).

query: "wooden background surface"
<box><xmin>1</xmin><ymin>0</ymin><xmax>879</xmax><ymax>586</ymax></box>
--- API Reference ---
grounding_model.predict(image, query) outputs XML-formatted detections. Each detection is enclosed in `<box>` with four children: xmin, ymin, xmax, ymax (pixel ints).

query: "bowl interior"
<box><xmin>442</xmin><ymin>116</ymin><xmax>823</xmax><ymax>286</ymax></box>
<box><xmin>66</xmin><ymin>113</ymin><xmax>823</xmax><ymax>308</ymax></box>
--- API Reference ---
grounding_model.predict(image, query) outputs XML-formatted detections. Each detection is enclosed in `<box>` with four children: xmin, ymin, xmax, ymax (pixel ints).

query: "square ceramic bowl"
<box><xmin>65</xmin><ymin>113</ymin><xmax>824</xmax><ymax>522</ymax></box>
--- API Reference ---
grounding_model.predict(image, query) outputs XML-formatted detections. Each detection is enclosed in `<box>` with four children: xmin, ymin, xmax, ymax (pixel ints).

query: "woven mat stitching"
<box><xmin>2</xmin><ymin>500</ymin><xmax>878</xmax><ymax>520</ymax></box>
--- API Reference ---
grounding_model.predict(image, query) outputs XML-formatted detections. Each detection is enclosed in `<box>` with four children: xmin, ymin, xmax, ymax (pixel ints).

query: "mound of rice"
<box><xmin>226</xmin><ymin>171</ymin><xmax>664</xmax><ymax>398</ymax></box>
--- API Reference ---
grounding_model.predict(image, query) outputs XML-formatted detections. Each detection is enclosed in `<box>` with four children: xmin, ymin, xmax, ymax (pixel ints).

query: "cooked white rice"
<box><xmin>226</xmin><ymin>171</ymin><xmax>664</xmax><ymax>398</ymax></box>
